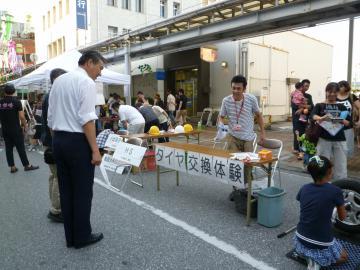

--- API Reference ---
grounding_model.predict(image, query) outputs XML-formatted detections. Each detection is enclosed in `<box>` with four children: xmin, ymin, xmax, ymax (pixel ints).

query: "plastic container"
<box><xmin>257</xmin><ymin>187</ymin><xmax>286</xmax><ymax>227</ymax></box>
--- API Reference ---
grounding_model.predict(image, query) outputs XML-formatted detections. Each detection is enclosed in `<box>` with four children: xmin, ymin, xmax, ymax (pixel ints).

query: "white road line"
<box><xmin>94</xmin><ymin>177</ymin><xmax>277</xmax><ymax>270</ymax></box>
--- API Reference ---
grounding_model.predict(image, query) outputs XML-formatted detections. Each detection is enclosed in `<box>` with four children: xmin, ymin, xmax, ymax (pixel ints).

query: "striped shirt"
<box><xmin>220</xmin><ymin>93</ymin><xmax>260</xmax><ymax>141</ymax></box>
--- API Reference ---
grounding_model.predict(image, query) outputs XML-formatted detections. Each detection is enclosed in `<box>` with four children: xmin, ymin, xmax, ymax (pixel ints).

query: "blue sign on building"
<box><xmin>156</xmin><ymin>69</ymin><xmax>166</xmax><ymax>80</ymax></box>
<box><xmin>76</xmin><ymin>0</ymin><xmax>87</xmax><ymax>29</ymax></box>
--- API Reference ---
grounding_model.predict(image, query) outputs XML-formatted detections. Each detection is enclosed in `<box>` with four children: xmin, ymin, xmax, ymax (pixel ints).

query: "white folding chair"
<box><xmin>252</xmin><ymin>138</ymin><xmax>283</xmax><ymax>190</ymax></box>
<box><xmin>110</xmin><ymin>137</ymin><xmax>148</xmax><ymax>191</ymax></box>
<box><xmin>199</xmin><ymin>108</ymin><xmax>212</xmax><ymax>126</ymax></box>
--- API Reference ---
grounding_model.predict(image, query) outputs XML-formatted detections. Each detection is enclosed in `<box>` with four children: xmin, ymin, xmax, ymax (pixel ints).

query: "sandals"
<box><xmin>24</xmin><ymin>165</ymin><xmax>39</xmax><ymax>171</ymax></box>
<box><xmin>10</xmin><ymin>167</ymin><xmax>18</xmax><ymax>173</ymax></box>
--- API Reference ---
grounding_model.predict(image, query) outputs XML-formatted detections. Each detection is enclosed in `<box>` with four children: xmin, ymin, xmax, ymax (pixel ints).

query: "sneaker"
<box><xmin>47</xmin><ymin>212</ymin><xmax>64</xmax><ymax>223</ymax></box>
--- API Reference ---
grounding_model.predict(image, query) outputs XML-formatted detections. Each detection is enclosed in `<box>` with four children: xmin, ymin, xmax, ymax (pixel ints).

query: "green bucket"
<box><xmin>257</xmin><ymin>187</ymin><xmax>286</xmax><ymax>228</ymax></box>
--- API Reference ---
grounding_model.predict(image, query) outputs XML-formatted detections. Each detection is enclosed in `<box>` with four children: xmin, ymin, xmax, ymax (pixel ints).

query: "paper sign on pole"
<box><xmin>113</xmin><ymin>142</ymin><xmax>146</xmax><ymax>167</ymax></box>
<box><xmin>186</xmin><ymin>151</ymin><xmax>201</xmax><ymax>176</ymax></box>
<box><xmin>101</xmin><ymin>154</ymin><xmax>126</xmax><ymax>174</ymax></box>
<box><xmin>174</xmin><ymin>149</ymin><xmax>186</xmax><ymax>172</ymax></box>
<box><xmin>105</xmin><ymin>134</ymin><xmax>123</xmax><ymax>149</ymax></box>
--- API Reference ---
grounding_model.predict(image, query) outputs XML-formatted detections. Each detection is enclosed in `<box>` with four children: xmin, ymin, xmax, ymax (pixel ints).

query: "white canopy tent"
<box><xmin>9</xmin><ymin>50</ymin><xmax>131</xmax><ymax>105</ymax></box>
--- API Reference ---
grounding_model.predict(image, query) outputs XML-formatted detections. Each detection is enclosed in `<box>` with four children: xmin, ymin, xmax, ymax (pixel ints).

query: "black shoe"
<box><xmin>74</xmin><ymin>233</ymin><xmax>104</xmax><ymax>249</ymax></box>
<box><xmin>47</xmin><ymin>212</ymin><xmax>64</xmax><ymax>223</ymax></box>
<box><xmin>24</xmin><ymin>165</ymin><xmax>39</xmax><ymax>171</ymax></box>
<box><xmin>229</xmin><ymin>190</ymin><xmax>237</xmax><ymax>201</ymax></box>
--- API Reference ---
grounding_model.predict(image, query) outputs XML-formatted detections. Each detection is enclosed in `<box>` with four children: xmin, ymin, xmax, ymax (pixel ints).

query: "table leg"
<box><xmin>176</xmin><ymin>171</ymin><xmax>179</xmax><ymax>186</ymax></box>
<box><xmin>157</xmin><ymin>165</ymin><xmax>160</xmax><ymax>191</ymax></box>
<box><xmin>197</xmin><ymin>134</ymin><xmax>200</xmax><ymax>144</ymax></box>
<box><xmin>246</xmin><ymin>178</ymin><xmax>252</xmax><ymax>226</ymax></box>
<box><xmin>267</xmin><ymin>162</ymin><xmax>272</xmax><ymax>187</ymax></box>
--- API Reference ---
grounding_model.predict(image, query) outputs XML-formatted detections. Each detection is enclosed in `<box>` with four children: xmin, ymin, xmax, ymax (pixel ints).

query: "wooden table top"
<box><xmin>120</xmin><ymin>130</ymin><xmax>202</xmax><ymax>140</ymax></box>
<box><xmin>155</xmin><ymin>142</ymin><xmax>278</xmax><ymax>165</ymax></box>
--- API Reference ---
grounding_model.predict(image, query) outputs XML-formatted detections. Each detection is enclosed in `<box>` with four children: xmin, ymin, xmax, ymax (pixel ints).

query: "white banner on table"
<box><xmin>174</xmin><ymin>149</ymin><xmax>186</xmax><ymax>172</ymax></box>
<box><xmin>155</xmin><ymin>146</ymin><xmax>175</xmax><ymax>169</ymax></box>
<box><xmin>228</xmin><ymin>159</ymin><xmax>245</xmax><ymax>188</ymax></box>
<box><xmin>102</xmin><ymin>154</ymin><xmax>126</xmax><ymax>174</ymax></box>
<box><xmin>113</xmin><ymin>142</ymin><xmax>146</xmax><ymax>167</ymax></box>
<box><xmin>105</xmin><ymin>134</ymin><xmax>123</xmax><ymax>149</ymax></box>
<box><xmin>199</xmin><ymin>154</ymin><xmax>214</xmax><ymax>179</ymax></box>
<box><xmin>213</xmin><ymin>157</ymin><xmax>229</xmax><ymax>184</ymax></box>
<box><xmin>186</xmin><ymin>151</ymin><xmax>201</xmax><ymax>176</ymax></box>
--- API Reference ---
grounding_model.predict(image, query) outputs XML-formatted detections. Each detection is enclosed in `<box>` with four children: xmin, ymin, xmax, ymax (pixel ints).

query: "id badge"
<box><xmin>233</xmin><ymin>124</ymin><xmax>241</xmax><ymax>131</ymax></box>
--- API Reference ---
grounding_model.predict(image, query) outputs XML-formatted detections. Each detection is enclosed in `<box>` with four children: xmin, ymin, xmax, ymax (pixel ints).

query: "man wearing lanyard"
<box><xmin>48</xmin><ymin>51</ymin><xmax>104</xmax><ymax>249</ymax></box>
<box><xmin>219</xmin><ymin>75</ymin><xmax>266</xmax><ymax>199</ymax></box>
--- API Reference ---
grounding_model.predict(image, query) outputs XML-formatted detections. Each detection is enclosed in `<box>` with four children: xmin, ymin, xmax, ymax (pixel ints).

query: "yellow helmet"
<box><xmin>149</xmin><ymin>126</ymin><xmax>160</xmax><ymax>135</ymax></box>
<box><xmin>183</xmin><ymin>124</ymin><xmax>193</xmax><ymax>133</ymax></box>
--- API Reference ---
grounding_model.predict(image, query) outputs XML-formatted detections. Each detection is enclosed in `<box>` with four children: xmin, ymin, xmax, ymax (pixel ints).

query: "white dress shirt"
<box><xmin>118</xmin><ymin>105</ymin><xmax>145</xmax><ymax>125</ymax></box>
<box><xmin>48</xmin><ymin>67</ymin><xmax>98</xmax><ymax>133</ymax></box>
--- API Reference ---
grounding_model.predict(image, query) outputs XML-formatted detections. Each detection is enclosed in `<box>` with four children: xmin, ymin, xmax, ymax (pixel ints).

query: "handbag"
<box><xmin>44</xmin><ymin>147</ymin><xmax>56</xmax><ymax>164</ymax></box>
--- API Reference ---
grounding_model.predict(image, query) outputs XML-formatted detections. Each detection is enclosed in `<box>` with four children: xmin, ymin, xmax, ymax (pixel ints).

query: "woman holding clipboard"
<box><xmin>311</xmin><ymin>82</ymin><xmax>351</xmax><ymax>180</ymax></box>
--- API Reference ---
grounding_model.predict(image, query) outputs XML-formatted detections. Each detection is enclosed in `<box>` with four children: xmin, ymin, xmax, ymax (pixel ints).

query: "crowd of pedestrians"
<box><xmin>291</xmin><ymin>79</ymin><xmax>359</xmax><ymax>180</ymax></box>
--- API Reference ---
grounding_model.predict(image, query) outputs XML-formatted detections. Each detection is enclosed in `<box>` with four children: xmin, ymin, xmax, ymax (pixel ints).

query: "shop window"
<box><xmin>47</xmin><ymin>11</ymin><xmax>51</xmax><ymax>28</ymax></box>
<box><xmin>107</xmin><ymin>0</ymin><xmax>117</xmax><ymax>7</ymax></box>
<box><xmin>108</xmin><ymin>26</ymin><xmax>118</xmax><ymax>38</ymax></box>
<box><xmin>160</xmin><ymin>0</ymin><xmax>167</xmax><ymax>18</ymax></box>
<box><xmin>59</xmin><ymin>0</ymin><xmax>63</xmax><ymax>19</ymax></box>
<box><xmin>42</xmin><ymin>16</ymin><xmax>45</xmax><ymax>31</ymax></box>
<box><xmin>173</xmin><ymin>2</ymin><xmax>180</xmax><ymax>16</ymax></box>
<box><xmin>135</xmin><ymin>0</ymin><xmax>143</xmax><ymax>13</ymax></box>
<box><xmin>66</xmin><ymin>0</ymin><xmax>70</xmax><ymax>15</ymax></box>
<box><xmin>53</xmin><ymin>6</ymin><xmax>56</xmax><ymax>24</ymax></box>
<box><xmin>122</xmin><ymin>0</ymin><xmax>130</xmax><ymax>10</ymax></box>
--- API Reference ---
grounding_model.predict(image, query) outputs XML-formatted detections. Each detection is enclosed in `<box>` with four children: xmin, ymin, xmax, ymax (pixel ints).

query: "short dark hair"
<box><xmin>231</xmin><ymin>75</ymin><xmax>247</xmax><ymax>88</ymax></box>
<box><xmin>301</xmin><ymin>79</ymin><xmax>310</xmax><ymax>85</ymax></box>
<box><xmin>178</xmin><ymin>89</ymin><xmax>184</xmax><ymax>94</ymax></box>
<box><xmin>338</xmin><ymin>80</ymin><xmax>351</xmax><ymax>92</ymax></box>
<box><xmin>325</xmin><ymin>82</ymin><xmax>340</xmax><ymax>93</ymax></box>
<box><xmin>4</xmin><ymin>84</ymin><xmax>16</xmax><ymax>95</ymax></box>
<box><xmin>137</xmin><ymin>91</ymin><xmax>144</xmax><ymax>95</ymax></box>
<box><xmin>307</xmin><ymin>155</ymin><xmax>333</xmax><ymax>182</ymax></box>
<box><xmin>112</xmin><ymin>102</ymin><xmax>120</xmax><ymax>110</ymax></box>
<box><xmin>78</xmin><ymin>50</ymin><xmax>106</xmax><ymax>66</ymax></box>
<box><xmin>135</xmin><ymin>102</ymin><xmax>143</xmax><ymax>109</ymax></box>
<box><xmin>295</xmin><ymin>82</ymin><xmax>303</xmax><ymax>89</ymax></box>
<box><xmin>50</xmin><ymin>68</ymin><xmax>67</xmax><ymax>84</ymax></box>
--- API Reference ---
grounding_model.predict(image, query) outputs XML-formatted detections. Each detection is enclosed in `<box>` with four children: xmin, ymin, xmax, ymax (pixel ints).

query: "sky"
<box><xmin>1</xmin><ymin>0</ymin><xmax>359</xmax><ymax>82</ymax></box>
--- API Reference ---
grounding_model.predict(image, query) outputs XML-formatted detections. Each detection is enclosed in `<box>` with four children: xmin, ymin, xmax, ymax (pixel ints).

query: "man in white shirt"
<box><xmin>48</xmin><ymin>51</ymin><xmax>104</xmax><ymax>249</ymax></box>
<box><xmin>166</xmin><ymin>89</ymin><xmax>176</xmax><ymax>124</ymax></box>
<box><xmin>112</xmin><ymin>103</ymin><xmax>145</xmax><ymax>134</ymax></box>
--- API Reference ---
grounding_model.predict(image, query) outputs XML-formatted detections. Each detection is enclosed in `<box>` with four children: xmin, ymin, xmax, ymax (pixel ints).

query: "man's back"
<box><xmin>0</xmin><ymin>96</ymin><xmax>22</xmax><ymax>134</ymax></box>
<box><xmin>48</xmin><ymin>68</ymin><xmax>97</xmax><ymax>133</ymax></box>
<box><xmin>139</xmin><ymin>105</ymin><xmax>158</xmax><ymax>122</ymax></box>
<box><xmin>119</xmin><ymin>105</ymin><xmax>145</xmax><ymax>125</ymax></box>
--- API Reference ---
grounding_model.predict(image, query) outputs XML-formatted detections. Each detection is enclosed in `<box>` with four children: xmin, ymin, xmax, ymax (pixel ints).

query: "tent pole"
<box><xmin>124</xmin><ymin>45</ymin><xmax>131</xmax><ymax>105</ymax></box>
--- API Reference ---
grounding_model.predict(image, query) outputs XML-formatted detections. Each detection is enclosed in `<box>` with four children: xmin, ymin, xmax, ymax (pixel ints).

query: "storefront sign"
<box><xmin>200</xmin><ymin>47</ymin><xmax>218</xmax><ymax>62</ymax></box>
<box><xmin>76</xmin><ymin>0</ymin><xmax>87</xmax><ymax>29</ymax></box>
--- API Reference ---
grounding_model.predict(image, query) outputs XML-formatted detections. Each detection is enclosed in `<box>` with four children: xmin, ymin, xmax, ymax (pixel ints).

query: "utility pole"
<box><xmin>347</xmin><ymin>17</ymin><xmax>354</xmax><ymax>83</ymax></box>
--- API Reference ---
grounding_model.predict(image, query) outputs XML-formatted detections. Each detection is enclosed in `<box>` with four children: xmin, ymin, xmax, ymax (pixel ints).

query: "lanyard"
<box><xmin>233</xmin><ymin>96</ymin><xmax>245</xmax><ymax>124</ymax></box>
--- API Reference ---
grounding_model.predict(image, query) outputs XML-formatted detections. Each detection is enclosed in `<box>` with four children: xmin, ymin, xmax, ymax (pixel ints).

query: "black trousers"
<box><xmin>3</xmin><ymin>131</ymin><xmax>29</xmax><ymax>167</ymax></box>
<box><xmin>158</xmin><ymin>122</ymin><xmax>169</xmax><ymax>143</ymax></box>
<box><xmin>53</xmin><ymin>131</ymin><xmax>95</xmax><ymax>246</ymax></box>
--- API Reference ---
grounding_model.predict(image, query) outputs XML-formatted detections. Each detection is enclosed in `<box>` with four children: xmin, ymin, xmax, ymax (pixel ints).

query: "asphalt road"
<box><xmin>0</xmin><ymin>147</ymin><xmax>320</xmax><ymax>270</ymax></box>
